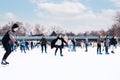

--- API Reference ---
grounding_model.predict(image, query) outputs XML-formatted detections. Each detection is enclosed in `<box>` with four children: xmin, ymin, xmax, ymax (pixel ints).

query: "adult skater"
<box><xmin>68</xmin><ymin>38</ymin><xmax>73</xmax><ymax>52</ymax></box>
<box><xmin>20</xmin><ymin>40</ymin><xmax>26</xmax><ymax>53</ymax></box>
<box><xmin>40</xmin><ymin>35</ymin><xmax>47</xmax><ymax>53</ymax></box>
<box><xmin>71</xmin><ymin>38</ymin><xmax>76</xmax><ymax>52</ymax></box>
<box><xmin>85</xmin><ymin>37</ymin><xmax>89</xmax><ymax>52</ymax></box>
<box><xmin>110</xmin><ymin>36</ymin><xmax>117</xmax><ymax>53</ymax></box>
<box><xmin>51</xmin><ymin>34</ymin><xmax>67</xmax><ymax>57</ymax></box>
<box><xmin>1</xmin><ymin>23</ymin><xmax>19</xmax><ymax>65</ymax></box>
<box><xmin>97</xmin><ymin>35</ymin><xmax>102</xmax><ymax>54</ymax></box>
<box><xmin>104</xmin><ymin>35</ymin><xmax>110</xmax><ymax>54</ymax></box>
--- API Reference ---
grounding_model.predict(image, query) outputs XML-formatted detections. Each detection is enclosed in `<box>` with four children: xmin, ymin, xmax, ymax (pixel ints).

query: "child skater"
<box><xmin>1</xmin><ymin>23</ymin><xmax>19</xmax><ymax>65</ymax></box>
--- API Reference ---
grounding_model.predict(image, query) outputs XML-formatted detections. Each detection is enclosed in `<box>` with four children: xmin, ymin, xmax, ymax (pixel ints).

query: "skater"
<box><xmin>68</xmin><ymin>38</ymin><xmax>73</xmax><ymax>52</ymax></box>
<box><xmin>104</xmin><ymin>35</ymin><xmax>110</xmax><ymax>54</ymax></box>
<box><xmin>85</xmin><ymin>37</ymin><xmax>89</xmax><ymax>52</ymax></box>
<box><xmin>1</xmin><ymin>23</ymin><xmax>19</xmax><ymax>65</ymax></box>
<box><xmin>97</xmin><ymin>35</ymin><xmax>102</xmax><ymax>54</ymax></box>
<box><xmin>110</xmin><ymin>36</ymin><xmax>117</xmax><ymax>53</ymax></box>
<box><xmin>25</xmin><ymin>40</ymin><xmax>29</xmax><ymax>51</ymax></box>
<box><xmin>71</xmin><ymin>38</ymin><xmax>76</xmax><ymax>52</ymax></box>
<box><xmin>51</xmin><ymin>34</ymin><xmax>67</xmax><ymax>57</ymax></box>
<box><xmin>20</xmin><ymin>40</ymin><xmax>26</xmax><ymax>53</ymax></box>
<box><xmin>30</xmin><ymin>41</ymin><xmax>34</xmax><ymax>50</ymax></box>
<box><xmin>40</xmin><ymin>35</ymin><xmax>47</xmax><ymax>53</ymax></box>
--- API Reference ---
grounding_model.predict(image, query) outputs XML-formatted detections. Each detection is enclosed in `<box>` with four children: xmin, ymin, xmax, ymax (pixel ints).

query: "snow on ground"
<box><xmin>0</xmin><ymin>46</ymin><xmax>120</xmax><ymax>80</ymax></box>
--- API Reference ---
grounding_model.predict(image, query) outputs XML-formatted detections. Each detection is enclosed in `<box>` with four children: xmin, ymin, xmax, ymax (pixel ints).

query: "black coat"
<box><xmin>110</xmin><ymin>38</ymin><xmax>117</xmax><ymax>46</ymax></box>
<box><xmin>2</xmin><ymin>30</ymin><xmax>15</xmax><ymax>44</ymax></box>
<box><xmin>40</xmin><ymin>38</ymin><xmax>47</xmax><ymax>45</ymax></box>
<box><xmin>51</xmin><ymin>37</ymin><xmax>67</xmax><ymax>49</ymax></box>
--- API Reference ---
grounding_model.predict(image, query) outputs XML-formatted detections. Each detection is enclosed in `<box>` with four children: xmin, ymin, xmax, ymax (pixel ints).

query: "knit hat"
<box><xmin>12</xmin><ymin>23</ymin><xmax>19</xmax><ymax>32</ymax></box>
<box><xmin>12</xmin><ymin>23</ymin><xmax>19</xmax><ymax>29</ymax></box>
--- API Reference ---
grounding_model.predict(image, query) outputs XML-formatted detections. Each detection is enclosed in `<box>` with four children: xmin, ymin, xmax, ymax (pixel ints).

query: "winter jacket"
<box><xmin>40</xmin><ymin>38</ymin><xmax>47</xmax><ymax>45</ymax></box>
<box><xmin>104</xmin><ymin>38</ymin><xmax>110</xmax><ymax>47</ymax></box>
<box><xmin>51</xmin><ymin>37</ymin><xmax>67</xmax><ymax>49</ymax></box>
<box><xmin>2</xmin><ymin>30</ymin><xmax>15</xmax><ymax>44</ymax></box>
<box><xmin>97</xmin><ymin>38</ymin><xmax>102</xmax><ymax>45</ymax></box>
<box><xmin>20</xmin><ymin>41</ymin><xmax>26</xmax><ymax>47</ymax></box>
<box><xmin>110</xmin><ymin>37</ymin><xmax>117</xmax><ymax>46</ymax></box>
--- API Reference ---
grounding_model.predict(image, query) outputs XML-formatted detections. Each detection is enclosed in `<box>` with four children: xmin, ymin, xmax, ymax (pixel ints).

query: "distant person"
<box><xmin>1</xmin><ymin>23</ymin><xmax>19</xmax><ymax>65</ymax></box>
<box><xmin>71</xmin><ymin>38</ymin><xmax>76</xmax><ymax>52</ymax></box>
<box><xmin>40</xmin><ymin>35</ymin><xmax>47</xmax><ymax>53</ymax></box>
<box><xmin>85</xmin><ymin>37</ymin><xmax>89</xmax><ymax>52</ymax></box>
<box><xmin>110</xmin><ymin>36</ymin><xmax>117</xmax><ymax>53</ymax></box>
<box><xmin>68</xmin><ymin>38</ymin><xmax>73</xmax><ymax>52</ymax></box>
<box><xmin>20</xmin><ymin>40</ymin><xmax>26</xmax><ymax>53</ymax></box>
<box><xmin>97</xmin><ymin>35</ymin><xmax>102</xmax><ymax>54</ymax></box>
<box><xmin>31</xmin><ymin>41</ymin><xmax>34</xmax><ymax>50</ymax></box>
<box><xmin>51</xmin><ymin>34</ymin><xmax>67</xmax><ymax>57</ymax></box>
<box><xmin>104</xmin><ymin>35</ymin><xmax>110</xmax><ymax>54</ymax></box>
<box><xmin>25</xmin><ymin>41</ymin><xmax>29</xmax><ymax>51</ymax></box>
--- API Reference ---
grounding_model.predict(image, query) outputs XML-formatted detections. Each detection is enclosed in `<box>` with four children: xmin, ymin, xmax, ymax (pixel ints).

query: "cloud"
<box><xmin>0</xmin><ymin>12</ymin><xmax>17</xmax><ymax>25</ymax></box>
<box><xmin>110</xmin><ymin>0</ymin><xmax>120</xmax><ymax>7</ymax></box>
<box><xmin>38</xmin><ymin>2</ymin><xmax>86</xmax><ymax>14</ymax></box>
<box><xmin>4</xmin><ymin>12</ymin><xmax>16</xmax><ymax>19</ymax></box>
<box><xmin>32</xmin><ymin>1</ymin><xmax>117</xmax><ymax>33</ymax></box>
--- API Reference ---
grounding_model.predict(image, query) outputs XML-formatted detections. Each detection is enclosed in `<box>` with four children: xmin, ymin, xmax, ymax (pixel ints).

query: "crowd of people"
<box><xmin>1</xmin><ymin>23</ymin><xmax>119</xmax><ymax>65</ymax></box>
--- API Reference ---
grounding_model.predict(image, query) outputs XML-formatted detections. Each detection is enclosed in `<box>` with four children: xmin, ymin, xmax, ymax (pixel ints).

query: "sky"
<box><xmin>0</xmin><ymin>0</ymin><xmax>120</xmax><ymax>33</ymax></box>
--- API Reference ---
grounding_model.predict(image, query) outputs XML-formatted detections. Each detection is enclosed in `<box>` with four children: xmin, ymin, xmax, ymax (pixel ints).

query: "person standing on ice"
<box><xmin>71</xmin><ymin>38</ymin><xmax>76</xmax><ymax>52</ymax></box>
<box><xmin>85</xmin><ymin>37</ymin><xmax>89</xmax><ymax>52</ymax></box>
<box><xmin>110</xmin><ymin>36</ymin><xmax>117</xmax><ymax>53</ymax></box>
<box><xmin>51</xmin><ymin>34</ymin><xmax>67</xmax><ymax>57</ymax></box>
<box><xmin>40</xmin><ymin>34</ymin><xmax>47</xmax><ymax>53</ymax></box>
<box><xmin>104</xmin><ymin>35</ymin><xmax>110</xmax><ymax>54</ymax></box>
<box><xmin>97</xmin><ymin>35</ymin><xmax>102</xmax><ymax>54</ymax></box>
<box><xmin>20</xmin><ymin>40</ymin><xmax>26</xmax><ymax>53</ymax></box>
<box><xmin>1</xmin><ymin>23</ymin><xmax>19</xmax><ymax>65</ymax></box>
<box><xmin>68</xmin><ymin>38</ymin><xmax>73</xmax><ymax>52</ymax></box>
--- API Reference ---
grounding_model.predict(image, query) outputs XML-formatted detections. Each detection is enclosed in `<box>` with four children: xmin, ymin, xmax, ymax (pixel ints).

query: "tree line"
<box><xmin>0</xmin><ymin>11</ymin><xmax>120</xmax><ymax>37</ymax></box>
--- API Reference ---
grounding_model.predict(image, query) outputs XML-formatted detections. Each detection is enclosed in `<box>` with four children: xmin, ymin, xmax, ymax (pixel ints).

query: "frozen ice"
<box><xmin>0</xmin><ymin>46</ymin><xmax>120</xmax><ymax>80</ymax></box>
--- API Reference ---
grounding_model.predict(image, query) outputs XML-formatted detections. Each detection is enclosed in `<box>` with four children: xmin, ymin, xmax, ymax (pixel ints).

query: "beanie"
<box><xmin>12</xmin><ymin>23</ymin><xmax>19</xmax><ymax>29</ymax></box>
<box><xmin>12</xmin><ymin>23</ymin><xmax>19</xmax><ymax>32</ymax></box>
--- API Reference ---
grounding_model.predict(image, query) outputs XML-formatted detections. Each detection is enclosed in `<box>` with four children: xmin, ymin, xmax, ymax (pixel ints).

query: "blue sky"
<box><xmin>0</xmin><ymin>0</ymin><xmax>119</xmax><ymax>33</ymax></box>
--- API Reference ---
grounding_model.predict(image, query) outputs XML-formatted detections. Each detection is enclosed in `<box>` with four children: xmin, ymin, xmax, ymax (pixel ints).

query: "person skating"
<box><xmin>51</xmin><ymin>34</ymin><xmax>67</xmax><ymax>57</ymax></box>
<box><xmin>104</xmin><ymin>35</ymin><xmax>110</xmax><ymax>54</ymax></box>
<box><xmin>110</xmin><ymin>36</ymin><xmax>117</xmax><ymax>53</ymax></box>
<box><xmin>85</xmin><ymin>38</ymin><xmax>89</xmax><ymax>52</ymax></box>
<box><xmin>1</xmin><ymin>23</ymin><xmax>19</xmax><ymax>65</ymax></box>
<box><xmin>68</xmin><ymin>38</ymin><xmax>73</xmax><ymax>52</ymax></box>
<box><xmin>97</xmin><ymin>35</ymin><xmax>102</xmax><ymax>54</ymax></box>
<box><xmin>40</xmin><ymin>35</ymin><xmax>47</xmax><ymax>53</ymax></box>
<box><xmin>20</xmin><ymin>40</ymin><xmax>26</xmax><ymax>53</ymax></box>
<box><xmin>71</xmin><ymin>38</ymin><xmax>76</xmax><ymax>52</ymax></box>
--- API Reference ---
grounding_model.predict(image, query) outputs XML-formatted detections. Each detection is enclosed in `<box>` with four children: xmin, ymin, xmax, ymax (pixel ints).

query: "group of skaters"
<box><xmin>0</xmin><ymin>23</ymin><xmax>119</xmax><ymax>65</ymax></box>
<box><xmin>97</xmin><ymin>35</ymin><xmax>118</xmax><ymax>54</ymax></box>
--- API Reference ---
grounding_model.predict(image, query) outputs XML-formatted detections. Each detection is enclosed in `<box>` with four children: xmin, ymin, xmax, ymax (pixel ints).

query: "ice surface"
<box><xmin>0</xmin><ymin>46</ymin><xmax>120</xmax><ymax>80</ymax></box>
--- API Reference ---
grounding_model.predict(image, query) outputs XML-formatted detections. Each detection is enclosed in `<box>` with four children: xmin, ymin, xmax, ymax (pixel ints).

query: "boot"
<box><xmin>1</xmin><ymin>60</ymin><xmax>9</xmax><ymax>65</ymax></box>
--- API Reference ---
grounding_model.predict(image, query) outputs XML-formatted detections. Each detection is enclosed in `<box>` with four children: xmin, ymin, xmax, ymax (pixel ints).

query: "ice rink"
<box><xmin>0</xmin><ymin>46</ymin><xmax>120</xmax><ymax>80</ymax></box>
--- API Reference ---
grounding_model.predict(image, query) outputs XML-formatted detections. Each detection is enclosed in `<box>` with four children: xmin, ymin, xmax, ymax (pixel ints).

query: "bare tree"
<box><xmin>115</xmin><ymin>11</ymin><xmax>120</xmax><ymax>23</ymax></box>
<box><xmin>34</xmin><ymin>24</ymin><xmax>45</xmax><ymax>35</ymax></box>
<box><xmin>89</xmin><ymin>31</ymin><xmax>99</xmax><ymax>36</ymax></box>
<box><xmin>99</xmin><ymin>29</ymin><xmax>106</xmax><ymax>36</ymax></box>
<box><xmin>109</xmin><ymin>11</ymin><xmax>120</xmax><ymax>37</ymax></box>
<box><xmin>0</xmin><ymin>24</ymin><xmax>10</xmax><ymax>36</ymax></box>
<box><xmin>48</xmin><ymin>26</ymin><xmax>64</xmax><ymax>35</ymax></box>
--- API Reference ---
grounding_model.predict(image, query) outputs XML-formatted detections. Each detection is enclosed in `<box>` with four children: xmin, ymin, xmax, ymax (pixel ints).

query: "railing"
<box><xmin>0</xmin><ymin>36</ymin><xmax>120</xmax><ymax>41</ymax></box>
